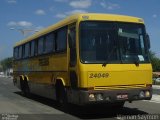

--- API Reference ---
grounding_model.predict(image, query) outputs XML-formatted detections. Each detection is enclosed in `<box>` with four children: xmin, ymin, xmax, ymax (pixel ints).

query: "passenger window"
<box><xmin>46</xmin><ymin>33</ymin><xmax>55</xmax><ymax>53</ymax></box>
<box><xmin>57</xmin><ymin>27</ymin><xmax>67</xmax><ymax>52</ymax></box>
<box><xmin>68</xmin><ymin>24</ymin><xmax>76</xmax><ymax>67</ymax></box>
<box><xmin>22</xmin><ymin>45</ymin><xmax>25</xmax><ymax>58</ymax></box>
<box><xmin>24</xmin><ymin>43</ymin><xmax>30</xmax><ymax>58</ymax></box>
<box><xmin>35</xmin><ymin>40</ymin><xmax>38</xmax><ymax>56</ymax></box>
<box><xmin>38</xmin><ymin>37</ymin><xmax>44</xmax><ymax>55</ymax></box>
<box><xmin>69</xmin><ymin>26</ymin><xmax>76</xmax><ymax>48</ymax></box>
<box><xmin>18</xmin><ymin>46</ymin><xmax>22</xmax><ymax>59</ymax></box>
<box><xmin>14</xmin><ymin>47</ymin><xmax>18</xmax><ymax>60</ymax></box>
<box><xmin>31</xmin><ymin>41</ymin><xmax>35</xmax><ymax>57</ymax></box>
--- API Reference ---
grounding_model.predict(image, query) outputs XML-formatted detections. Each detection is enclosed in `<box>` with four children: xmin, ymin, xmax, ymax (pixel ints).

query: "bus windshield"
<box><xmin>80</xmin><ymin>21</ymin><xmax>150</xmax><ymax>64</ymax></box>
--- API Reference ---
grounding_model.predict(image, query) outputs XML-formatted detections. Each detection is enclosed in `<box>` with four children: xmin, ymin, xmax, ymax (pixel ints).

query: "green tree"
<box><xmin>0</xmin><ymin>64</ymin><xmax>3</xmax><ymax>72</ymax></box>
<box><xmin>149</xmin><ymin>51</ymin><xmax>160</xmax><ymax>72</ymax></box>
<box><xmin>0</xmin><ymin>57</ymin><xmax>13</xmax><ymax>71</ymax></box>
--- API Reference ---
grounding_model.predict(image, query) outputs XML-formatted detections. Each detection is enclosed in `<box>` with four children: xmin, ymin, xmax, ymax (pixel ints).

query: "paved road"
<box><xmin>0</xmin><ymin>77</ymin><xmax>160</xmax><ymax>120</ymax></box>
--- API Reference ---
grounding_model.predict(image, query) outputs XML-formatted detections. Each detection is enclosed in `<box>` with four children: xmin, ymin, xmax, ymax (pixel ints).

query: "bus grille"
<box><xmin>94</xmin><ymin>84</ymin><xmax>146</xmax><ymax>90</ymax></box>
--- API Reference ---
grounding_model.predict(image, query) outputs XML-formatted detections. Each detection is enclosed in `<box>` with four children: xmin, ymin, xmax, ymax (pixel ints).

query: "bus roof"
<box><xmin>14</xmin><ymin>13</ymin><xmax>144</xmax><ymax>47</ymax></box>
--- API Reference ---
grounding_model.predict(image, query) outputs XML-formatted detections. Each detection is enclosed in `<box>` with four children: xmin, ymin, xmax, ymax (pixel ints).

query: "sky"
<box><xmin>0</xmin><ymin>0</ymin><xmax>160</xmax><ymax>60</ymax></box>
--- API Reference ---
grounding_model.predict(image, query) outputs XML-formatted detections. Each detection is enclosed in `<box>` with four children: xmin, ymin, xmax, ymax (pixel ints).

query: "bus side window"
<box><xmin>52</xmin><ymin>33</ymin><xmax>56</xmax><ymax>52</ymax></box>
<box><xmin>14</xmin><ymin>47</ymin><xmax>18</xmax><ymax>60</ymax></box>
<box><xmin>31</xmin><ymin>41</ymin><xmax>35</xmax><ymax>57</ymax></box>
<box><xmin>45</xmin><ymin>33</ymin><xmax>55</xmax><ymax>53</ymax></box>
<box><xmin>18</xmin><ymin>46</ymin><xmax>22</xmax><ymax>59</ymax></box>
<box><xmin>43</xmin><ymin>36</ymin><xmax>46</xmax><ymax>54</ymax></box>
<box><xmin>38</xmin><ymin>37</ymin><xmax>44</xmax><ymax>55</ymax></box>
<box><xmin>57</xmin><ymin>27</ymin><xmax>67</xmax><ymax>52</ymax></box>
<box><xmin>22</xmin><ymin>44</ymin><xmax>25</xmax><ymax>58</ymax></box>
<box><xmin>34</xmin><ymin>40</ymin><xmax>38</xmax><ymax>56</ymax></box>
<box><xmin>24</xmin><ymin>43</ymin><xmax>30</xmax><ymax>58</ymax></box>
<box><xmin>69</xmin><ymin>27</ymin><xmax>76</xmax><ymax>48</ymax></box>
<box><xmin>68</xmin><ymin>24</ymin><xmax>76</xmax><ymax>67</ymax></box>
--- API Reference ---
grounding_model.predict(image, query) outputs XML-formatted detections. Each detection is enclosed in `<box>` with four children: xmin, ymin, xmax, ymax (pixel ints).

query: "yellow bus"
<box><xmin>13</xmin><ymin>13</ymin><xmax>152</xmax><ymax>107</ymax></box>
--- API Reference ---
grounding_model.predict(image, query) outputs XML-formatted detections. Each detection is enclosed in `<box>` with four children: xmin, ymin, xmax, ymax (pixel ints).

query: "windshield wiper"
<box><xmin>133</xmin><ymin>57</ymin><xmax>139</xmax><ymax>66</ymax></box>
<box><xmin>102</xmin><ymin>46</ymin><xmax>117</xmax><ymax>67</ymax></box>
<box><xmin>121</xmin><ymin>55</ymin><xmax>140</xmax><ymax>66</ymax></box>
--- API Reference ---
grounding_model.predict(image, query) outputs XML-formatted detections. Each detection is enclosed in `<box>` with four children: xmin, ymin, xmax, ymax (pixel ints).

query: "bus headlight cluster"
<box><xmin>96</xmin><ymin>94</ymin><xmax>103</xmax><ymax>101</ymax></box>
<box><xmin>89</xmin><ymin>93</ymin><xmax>104</xmax><ymax>101</ymax></box>
<box><xmin>89</xmin><ymin>94</ymin><xmax>96</xmax><ymax>101</ymax></box>
<box><xmin>139</xmin><ymin>91</ymin><xmax>150</xmax><ymax>98</ymax></box>
<box><xmin>145</xmin><ymin>91</ymin><xmax>150</xmax><ymax>97</ymax></box>
<box><xmin>139</xmin><ymin>91</ymin><xmax>145</xmax><ymax>98</ymax></box>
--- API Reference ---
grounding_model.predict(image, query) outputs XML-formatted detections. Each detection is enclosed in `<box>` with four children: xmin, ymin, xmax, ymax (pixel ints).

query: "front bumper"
<box><xmin>67</xmin><ymin>87</ymin><xmax>152</xmax><ymax>105</ymax></box>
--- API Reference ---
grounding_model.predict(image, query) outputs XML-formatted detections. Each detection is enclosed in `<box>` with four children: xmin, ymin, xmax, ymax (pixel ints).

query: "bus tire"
<box><xmin>55</xmin><ymin>81</ymin><xmax>68</xmax><ymax>108</ymax></box>
<box><xmin>20</xmin><ymin>78</ymin><xmax>25</xmax><ymax>95</ymax></box>
<box><xmin>20</xmin><ymin>77</ymin><xmax>30</xmax><ymax>97</ymax></box>
<box><xmin>23</xmin><ymin>79</ymin><xmax>30</xmax><ymax>97</ymax></box>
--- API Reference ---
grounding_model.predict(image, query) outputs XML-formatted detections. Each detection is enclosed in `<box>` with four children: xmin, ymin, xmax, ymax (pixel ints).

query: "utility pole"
<box><xmin>10</xmin><ymin>28</ymin><xmax>39</xmax><ymax>37</ymax></box>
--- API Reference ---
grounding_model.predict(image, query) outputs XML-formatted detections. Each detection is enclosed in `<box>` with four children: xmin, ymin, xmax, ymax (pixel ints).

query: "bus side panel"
<box><xmin>13</xmin><ymin>53</ymin><xmax>69</xmax><ymax>100</ymax></box>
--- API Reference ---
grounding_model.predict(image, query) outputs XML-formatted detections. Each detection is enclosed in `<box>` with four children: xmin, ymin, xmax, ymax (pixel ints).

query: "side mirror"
<box><xmin>146</xmin><ymin>34</ymin><xmax>151</xmax><ymax>49</ymax></box>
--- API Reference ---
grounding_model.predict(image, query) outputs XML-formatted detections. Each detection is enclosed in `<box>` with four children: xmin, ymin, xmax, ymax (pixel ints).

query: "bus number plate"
<box><xmin>88</xmin><ymin>72</ymin><xmax>109</xmax><ymax>79</ymax></box>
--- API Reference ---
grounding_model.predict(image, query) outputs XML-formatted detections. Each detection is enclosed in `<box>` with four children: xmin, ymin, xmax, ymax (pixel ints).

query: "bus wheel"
<box><xmin>56</xmin><ymin>81</ymin><xmax>68</xmax><ymax>108</ymax></box>
<box><xmin>20</xmin><ymin>79</ymin><xmax>24</xmax><ymax>95</ymax></box>
<box><xmin>20</xmin><ymin>78</ymin><xmax>30</xmax><ymax>97</ymax></box>
<box><xmin>23</xmin><ymin>79</ymin><xmax>30</xmax><ymax>97</ymax></box>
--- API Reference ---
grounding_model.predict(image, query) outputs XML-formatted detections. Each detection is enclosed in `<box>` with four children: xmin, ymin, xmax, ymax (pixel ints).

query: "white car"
<box><xmin>0</xmin><ymin>75</ymin><xmax>5</xmax><ymax>77</ymax></box>
<box><xmin>155</xmin><ymin>78</ymin><xmax>160</xmax><ymax>83</ymax></box>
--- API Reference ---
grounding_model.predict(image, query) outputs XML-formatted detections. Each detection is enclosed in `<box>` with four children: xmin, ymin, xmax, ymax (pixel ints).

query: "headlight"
<box><xmin>145</xmin><ymin>91</ymin><xmax>150</xmax><ymax>97</ymax></box>
<box><xmin>96</xmin><ymin>94</ymin><xmax>103</xmax><ymax>101</ymax></box>
<box><xmin>139</xmin><ymin>91</ymin><xmax>145</xmax><ymax>98</ymax></box>
<box><xmin>89</xmin><ymin>94</ymin><xmax>96</xmax><ymax>101</ymax></box>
